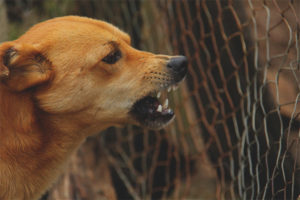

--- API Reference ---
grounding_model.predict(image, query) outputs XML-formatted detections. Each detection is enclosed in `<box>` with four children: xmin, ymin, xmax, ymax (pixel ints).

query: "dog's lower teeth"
<box><xmin>157</xmin><ymin>105</ymin><xmax>162</xmax><ymax>112</ymax></box>
<box><xmin>157</xmin><ymin>92</ymin><xmax>161</xmax><ymax>98</ymax></box>
<box><xmin>163</xmin><ymin>99</ymin><xmax>169</xmax><ymax>109</ymax></box>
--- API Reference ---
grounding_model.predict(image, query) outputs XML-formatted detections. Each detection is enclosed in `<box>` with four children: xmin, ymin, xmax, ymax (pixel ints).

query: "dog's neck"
<box><xmin>0</xmin><ymin>85</ymin><xmax>82</xmax><ymax>150</ymax></box>
<box><xmin>0</xmin><ymin>85</ymin><xmax>95</xmax><ymax>200</ymax></box>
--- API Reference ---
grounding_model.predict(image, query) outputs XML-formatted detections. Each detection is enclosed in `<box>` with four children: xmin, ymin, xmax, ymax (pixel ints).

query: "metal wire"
<box><xmin>99</xmin><ymin>0</ymin><xmax>300</xmax><ymax>199</ymax></box>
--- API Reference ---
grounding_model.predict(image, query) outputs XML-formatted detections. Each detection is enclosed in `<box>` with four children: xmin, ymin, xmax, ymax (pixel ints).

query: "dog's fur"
<box><xmin>0</xmin><ymin>16</ymin><xmax>185</xmax><ymax>200</ymax></box>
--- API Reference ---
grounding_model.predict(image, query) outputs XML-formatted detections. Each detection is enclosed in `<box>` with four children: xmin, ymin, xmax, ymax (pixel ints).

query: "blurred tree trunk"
<box><xmin>0</xmin><ymin>0</ymin><xmax>8</xmax><ymax>42</ymax></box>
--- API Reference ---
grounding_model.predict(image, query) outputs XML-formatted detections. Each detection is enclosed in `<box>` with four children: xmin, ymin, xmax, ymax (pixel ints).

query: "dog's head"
<box><xmin>0</xmin><ymin>16</ymin><xmax>187</xmax><ymax>131</ymax></box>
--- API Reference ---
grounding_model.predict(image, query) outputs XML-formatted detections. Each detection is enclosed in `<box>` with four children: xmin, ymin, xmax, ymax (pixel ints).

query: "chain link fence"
<box><xmin>2</xmin><ymin>0</ymin><xmax>300</xmax><ymax>199</ymax></box>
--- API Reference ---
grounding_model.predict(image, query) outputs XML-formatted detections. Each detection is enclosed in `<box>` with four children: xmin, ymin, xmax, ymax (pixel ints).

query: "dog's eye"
<box><xmin>102</xmin><ymin>50</ymin><xmax>122</xmax><ymax>64</ymax></box>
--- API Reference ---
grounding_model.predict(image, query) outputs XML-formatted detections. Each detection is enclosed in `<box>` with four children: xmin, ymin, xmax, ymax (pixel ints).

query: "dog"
<box><xmin>0</xmin><ymin>16</ymin><xmax>187</xmax><ymax>200</ymax></box>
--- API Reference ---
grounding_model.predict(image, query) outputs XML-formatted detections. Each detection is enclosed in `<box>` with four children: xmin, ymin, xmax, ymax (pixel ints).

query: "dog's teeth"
<box><xmin>163</xmin><ymin>99</ymin><xmax>169</xmax><ymax>109</ymax></box>
<box><xmin>172</xmin><ymin>85</ymin><xmax>178</xmax><ymax>91</ymax></box>
<box><xmin>167</xmin><ymin>109</ymin><xmax>172</xmax><ymax>113</ymax></box>
<box><xmin>157</xmin><ymin>92</ymin><xmax>161</xmax><ymax>98</ymax></box>
<box><xmin>157</xmin><ymin>105</ymin><xmax>162</xmax><ymax>112</ymax></box>
<box><xmin>167</xmin><ymin>87</ymin><xmax>171</xmax><ymax>92</ymax></box>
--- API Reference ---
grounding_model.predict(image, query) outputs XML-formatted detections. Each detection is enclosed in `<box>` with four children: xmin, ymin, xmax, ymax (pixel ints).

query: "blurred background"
<box><xmin>0</xmin><ymin>0</ymin><xmax>300</xmax><ymax>199</ymax></box>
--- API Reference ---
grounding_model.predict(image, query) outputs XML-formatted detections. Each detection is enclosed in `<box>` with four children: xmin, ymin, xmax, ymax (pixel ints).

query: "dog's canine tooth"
<box><xmin>172</xmin><ymin>85</ymin><xmax>178</xmax><ymax>91</ymax></box>
<box><xmin>157</xmin><ymin>92</ymin><xmax>161</xmax><ymax>98</ymax></box>
<box><xmin>157</xmin><ymin>105</ymin><xmax>162</xmax><ymax>112</ymax></box>
<box><xmin>163</xmin><ymin>99</ymin><xmax>168</xmax><ymax>109</ymax></box>
<box><xmin>167</xmin><ymin>87</ymin><xmax>171</xmax><ymax>92</ymax></box>
<box><xmin>167</xmin><ymin>109</ymin><xmax>172</xmax><ymax>113</ymax></box>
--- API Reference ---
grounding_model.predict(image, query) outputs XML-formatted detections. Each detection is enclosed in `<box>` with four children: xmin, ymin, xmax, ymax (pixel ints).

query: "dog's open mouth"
<box><xmin>130</xmin><ymin>85</ymin><xmax>179</xmax><ymax>129</ymax></box>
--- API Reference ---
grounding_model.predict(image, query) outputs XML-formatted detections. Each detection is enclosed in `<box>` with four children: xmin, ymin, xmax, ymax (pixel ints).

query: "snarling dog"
<box><xmin>0</xmin><ymin>16</ymin><xmax>187</xmax><ymax>200</ymax></box>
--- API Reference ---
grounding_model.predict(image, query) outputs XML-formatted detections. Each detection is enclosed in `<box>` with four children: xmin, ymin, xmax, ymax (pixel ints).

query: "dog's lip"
<box><xmin>151</xmin><ymin>83</ymin><xmax>179</xmax><ymax>97</ymax></box>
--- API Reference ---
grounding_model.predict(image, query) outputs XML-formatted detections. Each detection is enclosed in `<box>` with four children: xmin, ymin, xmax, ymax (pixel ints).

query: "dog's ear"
<box><xmin>0</xmin><ymin>42</ymin><xmax>52</xmax><ymax>91</ymax></box>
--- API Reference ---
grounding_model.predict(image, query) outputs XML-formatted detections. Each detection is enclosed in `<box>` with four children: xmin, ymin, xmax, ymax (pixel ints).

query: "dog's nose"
<box><xmin>167</xmin><ymin>56</ymin><xmax>188</xmax><ymax>82</ymax></box>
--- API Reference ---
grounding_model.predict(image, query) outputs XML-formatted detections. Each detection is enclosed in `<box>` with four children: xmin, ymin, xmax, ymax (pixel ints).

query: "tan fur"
<box><xmin>0</xmin><ymin>16</ymin><xmax>179</xmax><ymax>200</ymax></box>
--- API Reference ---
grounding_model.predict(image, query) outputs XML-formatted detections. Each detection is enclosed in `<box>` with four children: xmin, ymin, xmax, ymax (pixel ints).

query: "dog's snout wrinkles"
<box><xmin>167</xmin><ymin>56</ymin><xmax>188</xmax><ymax>82</ymax></box>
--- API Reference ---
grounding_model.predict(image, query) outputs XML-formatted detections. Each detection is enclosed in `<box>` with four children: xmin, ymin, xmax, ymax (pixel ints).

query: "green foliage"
<box><xmin>8</xmin><ymin>23</ymin><xmax>24</xmax><ymax>41</ymax></box>
<box><xmin>43</xmin><ymin>0</ymin><xmax>75</xmax><ymax>18</ymax></box>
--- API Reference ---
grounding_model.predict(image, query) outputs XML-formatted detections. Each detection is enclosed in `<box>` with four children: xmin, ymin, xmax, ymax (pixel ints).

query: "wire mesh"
<box><xmin>97</xmin><ymin>0</ymin><xmax>300</xmax><ymax>199</ymax></box>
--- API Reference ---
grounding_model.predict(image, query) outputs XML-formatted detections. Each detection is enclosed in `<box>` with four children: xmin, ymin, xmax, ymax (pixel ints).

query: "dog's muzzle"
<box><xmin>130</xmin><ymin>55</ymin><xmax>188</xmax><ymax>130</ymax></box>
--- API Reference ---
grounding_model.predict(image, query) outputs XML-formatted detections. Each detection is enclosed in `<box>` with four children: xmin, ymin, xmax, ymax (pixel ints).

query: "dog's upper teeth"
<box><xmin>167</xmin><ymin>87</ymin><xmax>171</xmax><ymax>92</ymax></box>
<box><xmin>163</xmin><ymin>99</ymin><xmax>169</xmax><ymax>109</ymax></box>
<box><xmin>157</xmin><ymin>105</ymin><xmax>162</xmax><ymax>112</ymax></box>
<box><xmin>172</xmin><ymin>85</ymin><xmax>178</xmax><ymax>91</ymax></box>
<box><xmin>157</xmin><ymin>92</ymin><xmax>161</xmax><ymax>98</ymax></box>
<box><xmin>167</xmin><ymin>108</ymin><xmax>172</xmax><ymax>113</ymax></box>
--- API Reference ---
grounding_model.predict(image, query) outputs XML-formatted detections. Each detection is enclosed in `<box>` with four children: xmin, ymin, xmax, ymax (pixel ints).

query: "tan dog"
<box><xmin>0</xmin><ymin>16</ymin><xmax>187</xmax><ymax>200</ymax></box>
